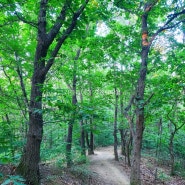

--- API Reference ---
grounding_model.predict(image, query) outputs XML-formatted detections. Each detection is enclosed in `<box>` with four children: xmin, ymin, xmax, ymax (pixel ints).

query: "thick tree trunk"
<box><xmin>17</xmin><ymin>72</ymin><xmax>45</xmax><ymax>185</ymax></box>
<box><xmin>130</xmin><ymin>47</ymin><xmax>149</xmax><ymax>185</ymax></box>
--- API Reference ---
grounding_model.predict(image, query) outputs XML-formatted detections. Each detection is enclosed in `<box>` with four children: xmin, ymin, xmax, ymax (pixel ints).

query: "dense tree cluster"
<box><xmin>0</xmin><ymin>1</ymin><xmax>185</xmax><ymax>185</ymax></box>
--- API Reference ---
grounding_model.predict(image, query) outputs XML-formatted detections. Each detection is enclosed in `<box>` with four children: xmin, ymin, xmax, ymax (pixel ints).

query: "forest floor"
<box><xmin>1</xmin><ymin>146</ymin><xmax>185</xmax><ymax>184</ymax></box>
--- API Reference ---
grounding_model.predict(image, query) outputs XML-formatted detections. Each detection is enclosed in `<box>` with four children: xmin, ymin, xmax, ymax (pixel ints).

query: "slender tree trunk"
<box><xmin>89</xmin><ymin>124</ymin><xmax>94</xmax><ymax>155</ymax></box>
<box><xmin>49</xmin><ymin>130</ymin><xmax>53</xmax><ymax>149</ymax></box>
<box><xmin>80</xmin><ymin>119</ymin><xmax>86</xmax><ymax>156</ymax></box>
<box><xmin>114</xmin><ymin>87</ymin><xmax>119</xmax><ymax>161</ymax></box>
<box><xmin>86</xmin><ymin>129</ymin><xmax>90</xmax><ymax>151</ymax></box>
<box><xmin>126</xmin><ymin>132</ymin><xmax>132</xmax><ymax>167</ymax></box>
<box><xmin>119</xmin><ymin>129</ymin><xmax>126</xmax><ymax>156</ymax></box>
<box><xmin>169</xmin><ymin>131</ymin><xmax>175</xmax><ymax>175</ymax></box>
<box><xmin>119</xmin><ymin>88</ymin><xmax>126</xmax><ymax>156</ymax></box>
<box><xmin>80</xmin><ymin>91</ymin><xmax>86</xmax><ymax>157</ymax></box>
<box><xmin>66</xmin><ymin>49</ymin><xmax>80</xmax><ymax>167</ymax></box>
<box><xmin>156</xmin><ymin>118</ymin><xmax>162</xmax><ymax>158</ymax></box>
<box><xmin>88</xmin><ymin>70</ymin><xmax>94</xmax><ymax>155</ymax></box>
<box><xmin>66</xmin><ymin>121</ymin><xmax>73</xmax><ymax>167</ymax></box>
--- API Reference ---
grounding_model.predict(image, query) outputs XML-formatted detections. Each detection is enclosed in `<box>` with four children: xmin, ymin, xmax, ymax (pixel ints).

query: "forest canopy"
<box><xmin>0</xmin><ymin>0</ymin><xmax>185</xmax><ymax>185</ymax></box>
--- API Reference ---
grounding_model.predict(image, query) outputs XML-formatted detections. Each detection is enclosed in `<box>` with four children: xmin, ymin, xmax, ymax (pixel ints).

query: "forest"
<box><xmin>0</xmin><ymin>0</ymin><xmax>185</xmax><ymax>185</ymax></box>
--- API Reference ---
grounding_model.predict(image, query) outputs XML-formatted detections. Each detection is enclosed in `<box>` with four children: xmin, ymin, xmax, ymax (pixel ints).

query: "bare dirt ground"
<box><xmin>88</xmin><ymin>147</ymin><xmax>130</xmax><ymax>185</ymax></box>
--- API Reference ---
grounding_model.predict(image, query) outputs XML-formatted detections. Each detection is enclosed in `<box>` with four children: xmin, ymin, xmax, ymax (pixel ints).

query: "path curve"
<box><xmin>88</xmin><ymin>147</ymin><xmax>130</xmax><ymax>185</ymax></box>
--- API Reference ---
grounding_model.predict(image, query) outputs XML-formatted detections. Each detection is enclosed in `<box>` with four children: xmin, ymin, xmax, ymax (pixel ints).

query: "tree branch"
<box><xmin>14</xmin><ymin>12</ymin><xmax>38</xmax><ymax>28</ymax></box>
<box><xmin>125</xmin><ymin>94</ymin><xmax>135</xmax><ymax>112</ymax></box>
<box><xmin>38</xmin><ymin>0</ymin><xmax>48</xmax><ymax>34</ymax></box>
<box><xmin>42</xmin><ymin>0</ymin><xmax>89</xmax><ymax>76</ymax></box>
<box><xmin>46</xmin><ymin>2</ymin><xmax>70</xmax><ymax>45</ymax></box>
<box><xmin>149</xmin><ymin>9</ymin><xmax>185</xmax><ymax>45</ymax></box>
<box><xmin>144</xmin><ymin>93</ymin><xmax>154</xmax><ymax>106</ymax></box>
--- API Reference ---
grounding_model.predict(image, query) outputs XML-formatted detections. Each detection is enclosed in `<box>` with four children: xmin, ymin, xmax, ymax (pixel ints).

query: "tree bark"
<box><xmin>85</xmin><ymin>128</ymin><xmax>90</xmax><ymax>151</ymax></box>
<box><xmin>119</xmin><ymin>88</ymin><xmax>126</xmax><ymax>156</ymax></box>
<box><xmin>126</xmin><ymin>132</ymin><xmax>132</xmax><ymax>167</ymax></box>
<box><xmin>114</xmin><ymin>87</ymin><xmax>119</xmax><ymax>161</ymax></box>
<box><xmin>89</xmin><ymin>125</ymin><xmax>94</xmax><ymax>155</ymax></box>
<box><xmin>119</xmin><ymin>129</ymin><xmax>126</xmax><ymax>156</ymax></box>
<box><xmin>16</xmin><ymin>39</ymin><xmax>46</xmax><ymax>185</ymax></box>
<box><xmin>130</xmin><ymin>4</ymin><xmax>150</xmax><ymax>185</ymax></box>
<box><xmin>80</xmin><ymin>91</ymin><xmax>86</xmax><ymax>157</ymax></box>
<box><xmin>88</xmin><ymin>68</ymin><xmax>94</xmax><ymax>155</ymax></box>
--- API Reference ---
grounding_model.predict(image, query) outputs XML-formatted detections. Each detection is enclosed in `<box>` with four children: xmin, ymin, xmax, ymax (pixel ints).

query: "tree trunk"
<box><xmin>16</xmin><ymin>1</ymin><xmax>89</xmax><ymax>183</ymax></box>
<box><xmin>119</xmin><ymin>129</ymin><xmax>126</xmax><ymax>156</ymax></box>
<box><xmin>66</xmin><ymin>121</ymin><xmax>73</xmax><ymax>167</ymax></box>
<box><xmin>86</xmin><ymin>129</ymin><xmax>90</xmax><ymax>151</ymax></box>
<box><xmin>80</xmin><ymin>91</ymin><xmax>86</xmax><ymax>157</ymax></box>
<box><xmin>119</xmin><ymin>88</ymin><xmax>126</xmax><ymax>156</ymax></box>
<box><xmin>66</xmin><ymin>49</ymin><xmax>80</xmax><ymax>167</ymax></box>
<box><xmin>130</xmin><ymin>48</ymin><xmax>149</xmax><ymax>185</ymax></box>
<box><xmin>126</xmin><ymin>132</ymin><xmax>132</xmax><ymax>167</ymax></box>
<box><xmin>129</xmin><ymin>2</ymin><xmax>185</xmax><ymax>184</ymax></box>
<box><xmin>169</xmin><ymin>131</ymin><xmax>175</xmax><ymax>175</ymax></box>
<box><xmin>114</xmin><ymin>87</ymin><xmax>119</xmax><ymax>161</ymax></box>
<box><xmin>156</xmin><ymin>118</ymin><xmax>162</xmax><ymax>158</ymax></box>
<box><xmin>89</xmin><ymin>126</ymin><xmax>94</xmax><ymax>155</ymax></box>
<box><xmin>17</xmin><ymin>71</ymin><xmax>45</xmax><ymax>185</ymax></box>
<box><xmin>80</xmin><ymin>119</ymin><xmax>86</xmax><ymax>156</ymax></box>
<box><xmin>130</xmin><ymin>8</ymin><xmax>150</xmax><ymax>185</ymax></box>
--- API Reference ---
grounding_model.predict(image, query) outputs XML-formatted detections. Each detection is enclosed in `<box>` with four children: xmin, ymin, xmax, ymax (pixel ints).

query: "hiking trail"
<box><xmin>88</xmin><ymin>146</ymin><xmax>130</xmax><ymax>185</ymax></box>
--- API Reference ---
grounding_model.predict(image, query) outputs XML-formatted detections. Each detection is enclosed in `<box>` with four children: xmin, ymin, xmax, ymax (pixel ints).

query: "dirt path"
<box><xmin>88</xmin><ymin>147</ymin><xmax>130</xmax><ymax>185</ymax></box>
